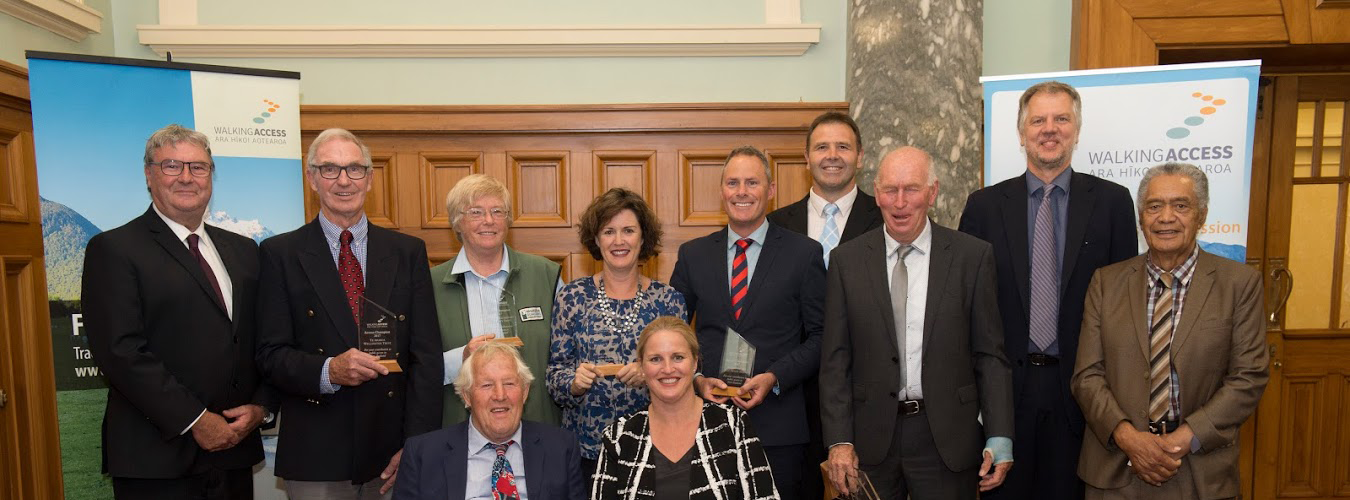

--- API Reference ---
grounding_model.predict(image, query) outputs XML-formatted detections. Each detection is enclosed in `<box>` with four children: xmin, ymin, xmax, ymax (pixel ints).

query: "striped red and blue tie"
<box><xmin>731</xmin><ymin>238</ymin><xmax>751</xmax><ymax>320</ymax></box>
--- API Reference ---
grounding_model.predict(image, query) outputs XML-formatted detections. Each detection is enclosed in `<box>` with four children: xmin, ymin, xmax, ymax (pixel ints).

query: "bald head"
<box><xmin>873</xmin><ymin>146</ymin><xmax>939</xmax><ymax>244</ymax></box>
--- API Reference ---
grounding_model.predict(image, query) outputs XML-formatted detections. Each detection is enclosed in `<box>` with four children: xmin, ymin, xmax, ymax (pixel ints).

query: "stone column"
<box><xmin>848</xmin><ymin>0</ymin><xmax>983</xmax><ymax>226</ymax></box>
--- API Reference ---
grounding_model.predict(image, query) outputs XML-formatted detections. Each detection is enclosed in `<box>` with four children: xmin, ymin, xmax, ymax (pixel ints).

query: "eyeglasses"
<box><xmin>148</xmin><ymin>159</ymin><xmax>213</xmax><ymax>177</ymax></box>
<box><xmin>464</xmin><ymin>207</ymin><xmax>509</xmax><ymax>221</ymax></box>
<box><xmin>312</xmin><ymin>163</ymin><xmax>371</xmax><ymax>180</ymax></box>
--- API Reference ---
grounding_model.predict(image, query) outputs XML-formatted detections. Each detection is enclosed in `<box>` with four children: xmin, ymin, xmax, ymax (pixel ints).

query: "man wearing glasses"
<box><xmin>84</xmin><ymin>124</ymin><xmax>275</xmax><ymax>498</ymax></box>
<box><xmin>256</xmin><ymin>128</ymin><xmax>443</xmax><ymax>499</ymax></box>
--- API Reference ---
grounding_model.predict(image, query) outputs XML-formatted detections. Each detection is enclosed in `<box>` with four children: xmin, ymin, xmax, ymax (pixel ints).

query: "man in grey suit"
<box><xmin>820</xmin><ymin>146</ymin><xmax>1015</xmax><ymax>499</ymax></box>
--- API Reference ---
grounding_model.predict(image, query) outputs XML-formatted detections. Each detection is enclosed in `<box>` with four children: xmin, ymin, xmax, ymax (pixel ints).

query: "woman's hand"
<box><xmin>570</xmin><ymin>362</ymin><xmax>599</xmax><ymax>396</ymax></box>
<box><xmin>615</xmin><ymin>361</ymin><xmax>645</xmax><ymax>388</ymax></box>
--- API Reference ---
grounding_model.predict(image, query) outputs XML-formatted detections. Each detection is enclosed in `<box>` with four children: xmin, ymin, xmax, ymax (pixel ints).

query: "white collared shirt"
<box><xmin>152</xmin><ymin>204</ymin><xmax>233</xmax><ymax>320</ymax></box>
<box><xmin>883</xmin><ymin>219</ymin><xmax>933</xmax><ymax>400</ymax></box>
<box><xmin>466</xmin><ymin>418</ymin><xmax>528</xmax><ymax>500</ymax></box>
<box><xmin>442</xmin><ymin>247</ymin><xmax>512</xmax><ymax>385</ymax></box>
<box><xmin>805</xmin><ymin>185</ymin><xmax>859</xmax><ymax>242</ymax></box>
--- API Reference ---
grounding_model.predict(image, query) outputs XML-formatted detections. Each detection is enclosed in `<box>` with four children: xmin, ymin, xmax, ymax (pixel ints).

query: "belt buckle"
<box><xmin>1148</xmin><ymin>419</ymin><xmax>1175</xmax><ymax>435</ymax></box>
<box><xmin>900</xmin><ymin>400</ymin><xmax>922</xmax><ymax>415</ymax></box>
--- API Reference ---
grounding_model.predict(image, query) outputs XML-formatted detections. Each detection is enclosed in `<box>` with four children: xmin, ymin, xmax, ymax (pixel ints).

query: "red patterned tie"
<box><xmin>338</xmin><ymin>229</ymin><xmax>364</xmax><ymax>324</ymax></box>
<box><xmin>730</xmin><ymin>238</ymin><xmax>751</xmax><ymax>320</ymax></box>
<box><xmin>490</xmin><ymin>441</ymin><xmax>519</xmax><ymax>500</ymax></box>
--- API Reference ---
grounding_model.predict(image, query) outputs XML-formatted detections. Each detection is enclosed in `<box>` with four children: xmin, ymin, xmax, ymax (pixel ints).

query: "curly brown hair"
<box><xmin>578</xmin><ymin>188</ymin><xmax>662</xmax><ymax>262</ymax></box>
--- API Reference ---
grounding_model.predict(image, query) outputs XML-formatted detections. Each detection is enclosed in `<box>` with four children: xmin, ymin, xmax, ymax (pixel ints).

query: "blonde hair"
<box><xmin>636</xmin><ymin>316</ymin><xmax>700</xmax><ymax>362</ymax></box>
<box><xmin>445</xmin><ymin>174</ymin><xmax>513</xmax><ymax>241</ymax></box>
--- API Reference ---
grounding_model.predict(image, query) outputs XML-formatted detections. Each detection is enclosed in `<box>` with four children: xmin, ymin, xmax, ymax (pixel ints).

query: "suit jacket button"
<box><xmin>307</xmin><ymin>309</ymin><xmax>315</xmax><ymax>317</ymax></box>
<box><xmin>233</xmin><ymin>380</ymin><xmax>239</xmax><ymax>388</ymax></box>
<box><xmin>318</xmin><ymin>348</ymin><xmax>325</xmax><ymax>355</ymax></box>
<box><xmin>387</xmin><ymin>391</ymin><xmax>395</xmax><ymax>398</ymax></box>
<box><xmin>892</xmin><ymin>356</ymin><xmax>899</xmax><ymax>363</ymax></box>
<box><xmin>398</xmin><ymin>314</ymin><xmax>406</xmax><ymax>322</ymax></box>
<box><xmin>889</xmin><ymin>391</ymin><xmax>897</xmax><ymax>398</ymax></box>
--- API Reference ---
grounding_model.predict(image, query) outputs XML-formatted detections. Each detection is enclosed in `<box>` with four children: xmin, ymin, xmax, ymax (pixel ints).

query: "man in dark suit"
<box><xmin>670</xmin><ymin>145</ymin><xmax>826</xmax><ymax>500</ymax></box>
<box><xmin>958</xmin><ymin>81</ymin><xmax>1137</xmax><ymax>500</ymax></box>
<box><xmin>822</xmin><ymin>146</ymin><xmax>1014</xmax><ymax>499</ymax></box>
<box><xmin>84</xmin><ymin>124</ymin><xmax>274</xmax><ymax>499</ymax></box>
<box><xmin>395</xmin><ymin>342</ymin><xmax>583</xmax><ymax>500</ymax></box>
<box><xmin>1073</xmin><ymin>163</ymin><xmax>1267</xmax><ymax>499</ymax></box>
<box><xmin>766</xmin><ymin>111</ymin><xmax>883</xmax><ymax>499</ymax></box>
<box><xmin>767</xmin><ymin>111</ymin><xmax>884</xmax><ymax>260</ymax></box>
<box><xmin>257</xmin><ymin>128</ymin><xmax>443</xmax><ymax>499</ymax></box>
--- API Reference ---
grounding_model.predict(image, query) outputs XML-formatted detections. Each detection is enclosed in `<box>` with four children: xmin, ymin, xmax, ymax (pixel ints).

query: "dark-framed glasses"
<box><xmin>464</xmin><ymin>207</ymin><xmax>509</xmax><ymax>221</ymax></box>
<box><xmin>312</xmin><ymin>163</ymin><xmax>371</xmax><ymax>180</ymax></box>
<box><xmin>148</xmin><ymin>159</ymin><xmax>213</xmax><ymax>177</ymax></box>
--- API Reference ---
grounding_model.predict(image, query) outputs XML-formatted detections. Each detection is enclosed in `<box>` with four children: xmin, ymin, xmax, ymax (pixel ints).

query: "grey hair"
<box><xmin>445</xmin><ymin>173</ymin><xmax>514</xmax><ymax>242</ymax></box>
<box><xmin>1017</xmin><ymin>80</ymin><xmax>1083</xmax><ymax>132</ymax></box>
<box><xmin>143</xmin><ymin>124</ymin><xmax>213</xmax><ymax>166</ymax></box>
<box><xmin>1136</xmin><ymin>162</ymin><xmax>1210</xmax><ymax>215</ymax></box>
<box><xmin>306</xmin><ymin>128</ymin><xmax>372</xmax><ymax>169</ymax></box>
<box><xmin>873</xmin><ymin>146</ymin><xmax>938</xmax><ymax>188</ymax></box>
<box><xmin>453</xmin><ymin>341</ymin><xmax>534</xmax><ymax>405</ymax></box>
<box><xmin>723</xmin><ymin>145</ymin><xmax>773</xmax><ymax>182</ymax></box>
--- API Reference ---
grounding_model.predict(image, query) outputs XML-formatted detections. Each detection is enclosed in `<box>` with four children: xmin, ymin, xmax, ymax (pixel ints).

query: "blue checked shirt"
<box><xmin>317</xmin><ymin>213</ymin><xmax>369</xmax><ymax>394</ymax></box>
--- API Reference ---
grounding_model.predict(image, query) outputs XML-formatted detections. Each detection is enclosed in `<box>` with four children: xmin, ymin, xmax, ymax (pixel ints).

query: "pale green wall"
<box><xmin>3</xmin><ymin>0</ymin><xmax>1072</xmax><ymax>103</ymax></box>
<box><xmin>982</xmin><ymin>0</ymin><xmax>1073</xmax><ymax>76</ymax></box>
<box><xmin>0</xmin><ymin>0</ymin><xmax>115</xmax><ymax>65</ymax></box>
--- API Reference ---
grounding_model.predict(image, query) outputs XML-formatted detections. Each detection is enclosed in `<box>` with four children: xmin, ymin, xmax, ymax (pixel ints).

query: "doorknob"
<box><xmin>1269</xmin><ymin>266</ymin><xmax>1293</xmax><ymax>323</ymax></box>
<box><xmin>0</xmin><ymin>389</ymin><xmax>7</xmax><ymax>409</ymax></box>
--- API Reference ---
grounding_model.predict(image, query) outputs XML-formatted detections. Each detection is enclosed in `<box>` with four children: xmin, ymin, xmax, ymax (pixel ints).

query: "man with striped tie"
<box><xmin>670</xmin><ymin>145</ymin><xmax>827</xmax><ymax>500</ymax></box>
<box><xmin>1072</xmin><ymin>162</ymin><xmax>1268</xmax><ymax>499</ymax></box>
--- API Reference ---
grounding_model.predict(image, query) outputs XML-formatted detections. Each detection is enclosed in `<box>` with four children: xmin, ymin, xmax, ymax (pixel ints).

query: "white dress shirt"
<box><xmin>805</xmin><ymin>186</ymin><xmax>859</xmax><ymax>242</ymax></box>
<box><xmin>883</xmin><ymin>219</ymin><xmax>932</xmax><ymax>400</ymax></box>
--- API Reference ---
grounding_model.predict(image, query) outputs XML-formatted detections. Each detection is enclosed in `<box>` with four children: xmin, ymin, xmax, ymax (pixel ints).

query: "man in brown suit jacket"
<box><xmin>1072</xmin><ymin>162</ymin><xmax>1268</xmax><ymax>499</ymax></box>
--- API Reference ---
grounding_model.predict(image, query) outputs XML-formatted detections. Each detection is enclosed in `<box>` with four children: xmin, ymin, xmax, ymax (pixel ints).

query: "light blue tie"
<box><xmin>821</xmin><ymin>202</ymin><xmax>841</xmax><ymax>266</ymax></box>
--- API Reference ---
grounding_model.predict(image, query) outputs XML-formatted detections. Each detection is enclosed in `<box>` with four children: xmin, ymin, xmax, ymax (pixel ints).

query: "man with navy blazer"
<box><xmin>395</xmin><ymin>342</ymin><xmax>583</xmax><ymax>500</ymax></box>
<box><xmin>958</xmin><ymin>81</ymin><xmax>1137</xmax><ymax>500</ymax></box>
<box><xmin>257</xmin><ymin>129</ymin><xmax>443</xmax><ymax>498</ymax></box>
<box><xmin>670</xmin><ymin>145</ymin><xmax>826</xmax><ymax>500</ymax></box>
<box><xmin>85</xmin><ymin>125</ymin><xmax>275</xmax><ymax>499</ymax></box>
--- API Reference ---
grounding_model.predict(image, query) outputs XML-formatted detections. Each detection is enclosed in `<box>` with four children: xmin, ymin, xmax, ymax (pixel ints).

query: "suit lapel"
<box><xmin>522</xmin><ymin>423</ymin><xmax>543</xmax><ymax>499</ymax></box>
<box><xmin>144</xmin><ymin>209</ymin><xmax>228</xmax><ymax>317</ymax></box>
<box><xmin>922</xmin><ymin>224</ymin><xmax>952</xmax><ymax>351</ymax></box>
<box><xmin>842</xmin><ymin>191</ymin><xmax>881</xmax><ymax>241</ymax></box>
<box><xmin>1000</xmin><ymin>178</ymin><xmax>1032</xmax><ymax>316</ymax></box>
<box><xmin>1129</xmin><ymin>260</ymin><xmax>1151</xmax><ymax>359</ymax></box>
<box><xmin>207</xmin><ymin>225</ymin><xmax>243</xmax><ymax>329</ymax></box>
<box><xmin>1061</xmin><ymin>173</ymin><xmax>1097</xmax><ymax>295</ymax></box>
<box><xmin>784</xmin><ymin>195</ymin><xmax>809</xmax><ymax>234</ymax></box>
<box><xmin>864</xmin><ymin>230</ymin><xmax>901</xmax><ymax>353</ymax></box>
<box><xmin>446</xmin><ymin>424</ymin><xmax>469</xmax><ymax>498</ymax></box>
<box><xmin>1172</xmin><ymin>253</ymin><xmax>1215</xmax><ymax>353</ymax></box>
<box><xmin>296</xmin><ymin>220</ymin><xmax>358</xmax><ymax>347</ymax></box>
<box><xmin>709</xmin><ymin>229</ymin><xmax>734</xmax><ymax>319</ymax></box>
<box><xmin>363</xmin><ymin>226</ymin><xmax>396</xmax><ymax>315</ymax></box>
<box><xmin>738</xmin><ymin>224</ymin><xmax>781</xmax><ymax>323</ymax></box>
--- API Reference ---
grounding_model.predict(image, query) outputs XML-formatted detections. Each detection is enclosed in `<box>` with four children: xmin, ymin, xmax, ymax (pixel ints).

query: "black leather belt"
<box><xmin>1028</xmin><ymin>353</ymin><xmax>1059</xmax><ymax>366</ymax></box>
<box><xmin>1148</xmin><ymin>419</ymin><xmax>1180</xmax><ymax>435</ymax></box>
<box><xmin>899</xmin><ymin>399</ymin><xmax>924</xmax><ymax>416</ymax></box>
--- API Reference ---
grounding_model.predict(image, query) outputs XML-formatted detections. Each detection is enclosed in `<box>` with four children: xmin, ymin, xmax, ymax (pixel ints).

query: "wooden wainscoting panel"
<box><xmin>508</xmin><ymin>151</ymin><xmax>571</xmax><ymax>227</ymax></box>
<box><xmin>1135</xmin><ymin>16</ymin><xmax>1290</xmax><ymax>45</ymax></box>
<box><xmin>0</xmin><ymin>127</ymin><xmax>30</xmax><ymax>223</ymax></box>
<box><xmin>418</xmin><ymin>152</ymin><xmax>483</xmax><ymax>228</ymax></box>
<box><xmin>1276</xmin><ymin>375</ymin><xmax>1324</xmax><ymax>496</ymax></box>
<box><xmin>594</xmin><ymin>150</ymin><xmax>656</xmax><ymax>201</ymax></box>
<box><xmin>678</xmin><ymin>150</ymin><xmax>731</xmax><ymax>227</ymax></box>
<box><xmin>767</xmin><ymin>149</ymin><xmax>810</xmax><ymax>210</ymax></box>
<box><xmin>1116</xmin><ymin>0</ymin><xmax>1284</xmax><ymax>17</ymax></box>
<box><xmin>1072</xmin><ymin>0</ymin><xmax>1159</xmax><ymax>69</ymax></box>
<box><xmin>302</xmin><ymin>153</ymin><xmax>399</xmax><ymax>228</ymax></box>
<box><xmin>1336</xmin><ymin>373</ymin><xmax>1350</xmax><ymax>497</ymax></box>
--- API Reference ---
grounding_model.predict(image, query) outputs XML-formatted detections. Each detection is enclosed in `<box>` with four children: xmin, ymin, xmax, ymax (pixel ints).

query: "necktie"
<box><xmin>1149</xmin><ymin>273</ymin><xmax>1176</xmax><ymax>422</ymax></box>
<box><xmin>338</xmin><ymin>229</ymin><xmax>364</xmax><ymax>325</ymax></box>
<box><xmin>490</xmin><ymin>441</ymin><xmax>520</xmax><ymax>500</ymax></box>
<box><xmin>186</xmin><ymin>234</ymin><xmax>226</xmax><ymax>310</ymax></box>
<box><xmin>891</xmin><ymin>245</ymin><xmax>913</xmax><ymax>397</ymax></box>
<box><xmin>820</xmin><ymin>202</ymin><xmax>841</xmax><ymax>267</ymax></box>
<box><xmin>1029</xmin><ymin>186</ymin><xmax>1060</xmax><ymax>352</ymax></box>
<box><xmin>730</xmin><ymin>238</ymin><xmax>752</xmax><ymax>320</ymax></box>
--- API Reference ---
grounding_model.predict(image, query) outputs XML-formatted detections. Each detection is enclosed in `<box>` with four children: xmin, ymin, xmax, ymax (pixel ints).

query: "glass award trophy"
<box><xmin>821</xmin><ymin>461</ymin><xmax>880</xmax><ymax>500</ymax></box>
<box><xmin>358</xmin><ymin>294</ymin><xmax>402</xmax><ymax>372</ymax></box>
<box><xmin>709</xmin><ymin>327</ymin><xmax>754</xmax><ymax>400</ymax></box>
<box><xmin>492</xmin><ymin>287</ymin><xmax>524</xmax><ymax>347</ymax></box>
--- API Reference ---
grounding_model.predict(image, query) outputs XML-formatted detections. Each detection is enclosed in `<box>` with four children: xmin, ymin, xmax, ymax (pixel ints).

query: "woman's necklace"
<box><xmin>598</xmin><ymin>274</ymin><xmax>646</xmax><ymax>334</ymax></box>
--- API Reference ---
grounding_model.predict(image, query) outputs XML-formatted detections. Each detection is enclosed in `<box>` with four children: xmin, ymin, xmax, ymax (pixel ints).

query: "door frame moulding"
<box><xmin>138</xmin><ymin>0</ymin><xmax>821</xmax><ymax>58</ymax></box>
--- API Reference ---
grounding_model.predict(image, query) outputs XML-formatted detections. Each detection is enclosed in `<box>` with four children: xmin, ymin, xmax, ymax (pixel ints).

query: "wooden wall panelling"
<box><xmin>1275</xmin><ymin>374</ymin><xmax>1324</xmax><ymax>496</ymax></box>
<box><xmin>507</xmin><ymin>151</ymin><xmax>571</xmax><ymax>227</ymax></box>
<box><xmin>1072</xmin><ymin>0</ymin><xmax>1159</xmax><ymax>69</ymax></box>
<box><xmin>1134</xmin><ymin>16</ymin><xmax>1290</xmax><ymax>45</ymax></box>
<box><xmin>678</xmin><ymin>150</ymin><xmax>731</xmax><ymax>227</ymax></box>
<box><xmin>418</xmin><ymin>152</ymin><xmax>484</xmax><ymax>228</ymax></box>
<box><xmin>767</xmin><ymin>149</ymin><xmax>811</xmax><ymax>209</ymax></box>
<box><xmin>301</xmin><ymin>152</ymin><xmax>399</xmax><ymax>228</ymax></box>
<box><xmin>0</xmin><ymin>126</ymin><xmax>31</xmax><ymax>222</ymax></box>
<box><xmin>594</xmin><ymin>150</ymin><xmax>656</xmax><ymax>200</ymax></box>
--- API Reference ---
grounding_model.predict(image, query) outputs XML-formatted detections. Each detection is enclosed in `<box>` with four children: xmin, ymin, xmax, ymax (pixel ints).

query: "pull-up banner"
<box><xmin>27</xmin><ymin>51</ymin><xmax>302</xmax><ymax>499</ymax></box>
<box><xmin>980</xmin><ymin>60</ymin><xmax>1261</xmax><ymax>261</ymax></box>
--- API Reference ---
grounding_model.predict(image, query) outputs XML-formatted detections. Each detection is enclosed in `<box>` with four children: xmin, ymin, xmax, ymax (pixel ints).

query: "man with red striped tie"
<box><xmin>670</xmin><ymin>145</ymin><xmax>827</xmax><ymax>500</ymax></box>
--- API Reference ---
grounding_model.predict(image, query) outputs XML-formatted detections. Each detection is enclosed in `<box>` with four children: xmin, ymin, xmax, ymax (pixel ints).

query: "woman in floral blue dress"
<box><xmin>548</xmin><ymin>188</ymin><xmax>687</xmax><ymax>477</ymax></box>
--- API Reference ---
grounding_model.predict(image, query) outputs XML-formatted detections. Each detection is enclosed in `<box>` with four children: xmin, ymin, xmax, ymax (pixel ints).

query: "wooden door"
<box><xmin>1254</xmin><ymin>73</ymin><xmax>1350</xmax><ymax>500</ymax></box>
<box><xmin>0</xmin><ymin>61</ymin><xmax>64</xmax><ymax>499</ymax></box>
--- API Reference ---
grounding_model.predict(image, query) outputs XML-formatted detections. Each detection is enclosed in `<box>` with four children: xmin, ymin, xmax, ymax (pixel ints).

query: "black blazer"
<box><xmin>820</xmin><ymin>224</ymin><xmax>1014</xmax><ymax>472</ymax></box>
<box><xmin>957</xmin><ymin>172</ymin><xmax>1136</xmax><ymax>433</ymax></box>
<box><xmin>83</xmin><ymin>207</ymin><xmax>273</xmax><ymax>478</ymax></box>
<box><xmin>256</xmin><ymin>218</ymin><xmax>443</xmax><ymax>483</ymax></box>
<box><xmin>669</xmin><ymin>222</ymin><xmax>826</xmax><ymax>447</ymax></box>
<box><xmin>394</xmin><ymin>420</ymin><xmax>584</xmax><ymax>500</ymax></box>
<box><xmin>766</xmin><ymin>190</ymin><xmax>883</xmax><ymax>244</ymax></box>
